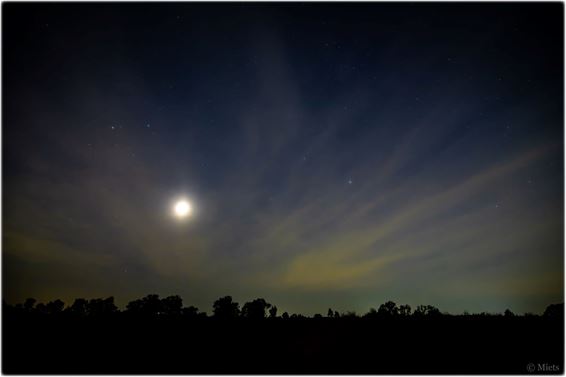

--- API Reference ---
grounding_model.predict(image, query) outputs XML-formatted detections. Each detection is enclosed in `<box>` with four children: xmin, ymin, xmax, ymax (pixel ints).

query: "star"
<box><xmin>348</xmin><ymin>179</ymin><xmax>353</xmax><ymax>185</ymax></box>
<box><xmin>146</xmin><ymin>124</ymin><xmax>151</xmax><ymax>128</ymax></box>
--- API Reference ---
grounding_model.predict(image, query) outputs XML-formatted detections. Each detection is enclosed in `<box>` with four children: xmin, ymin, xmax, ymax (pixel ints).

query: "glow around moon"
<box><xmin>173</xmin><ymin>199</ymin><xmax>192</xmax><ymax>218</ymax></box>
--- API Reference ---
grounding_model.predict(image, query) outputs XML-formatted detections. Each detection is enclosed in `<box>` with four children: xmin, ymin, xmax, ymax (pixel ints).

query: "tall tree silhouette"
<box><xmin>161</xmin><ymin>295</ymin><xmax>183</xmax><ymax>316</ymax></box>
<box><xmin>241</xmin><ymin>298</ymin><xmax>271</xmax><ymax>319</ymax></box>
<box><xmin>378</xmin><ymin>301</ymin><xmax>399</xmax><ymax>316</ymax></box>
<box><xmin>212</xmin><ymin>296</ymin><xmax>240</xmax><ymax>319</ymax></box>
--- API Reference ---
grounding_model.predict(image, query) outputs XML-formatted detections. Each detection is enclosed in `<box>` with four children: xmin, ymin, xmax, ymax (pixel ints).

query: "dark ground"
<box><xmin>3</xmin><ymin>313</ymin><xmax>563</xmax><ymax>374</ymax></box>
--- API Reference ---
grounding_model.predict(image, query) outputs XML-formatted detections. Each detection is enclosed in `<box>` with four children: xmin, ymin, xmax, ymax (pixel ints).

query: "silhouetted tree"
<box><xmin>182</xmin><ymin>306</ymin><xmax>199</xmax><ymax>318</ymax></box>
<box><xmin>126</xmin><ymin>298</ymin><xmax>144</xmax><ymax>313</ymax></box>
<box><xmin>68</xmin><ymin>298</ymin><xmax>88</xmax><ymax>316</ymax></box>
<box><xmin>45</xmin><ymin>299</ymin><xmax>64</xmax><ymax>315</ymax></box>
<box><xmin>269</xmin><ymin>305</ymin><xmax>278</xmax><ymax>318</ymax></box>
<box><xmin>10</xmin><ymin>292</ymin><xmax>548</xmax><ymax>324</ymax></box>
<box><xmin>414</xmin><ymin>305</ymin><xmax>441</xmax><ymax>317</ymax></box>
<box><xmin>35</xmin><ymin>303</ymin><xmax>47</xmax><ymax>314</ymax></box>
<box><xmin>241</xmin><ymin>298</ymin><xmax>271</xmax><ymax>319</ymax></box>
<box><xmin>378</xmin><ymin>301</ymin><xmax>399</xmax><ymax>316</ymax></box>
<box><xmin>543</xmin><ymin>303</ymin><xmax>563</xmax><ymax>318</ymax></box>
<box><xmin>197</xmin><ymin>311</ymin><xmax>208</xmax><ymax>318</ymax></box>
<box><xmin>144</xmin><ymin>294</ymin><xmax>162</xmax><ymax>315</ymax></box>
<box><xmin>364</xmin><ymin>308</ymin><xmax>378</xmax><ymax>318</ymax></box>
<box><xmin>88</xmin><ymin>297</ymin><xmax>118</xmax><ymax>316</ymax></box>
<box><xmin>342</xmin><ymin>311</ymin><xmax>358</xmax><ymax>318</ymax></box>
<box><xmin>23</xmin><ymin>298</ymin><xmax>36</xmax><ymax>312</ymax></box>
<box><xmin>213</xmin><ymin>296</ymin><xmax>240</xmax><ymax>319</ymax></box>
<box><xmin>161</xmin><ymin>295</ymin><xmax>183</xmax><ymax>316</ymax></box>
<box><xmin>399</xmin><ymin>304</ymin><xmax>412</xmax><ymax>316</ymax></box>
<box><xmin>126</xmin><ymin>294</ymin><xmax>162</xmax><ymax>316</ymax></box>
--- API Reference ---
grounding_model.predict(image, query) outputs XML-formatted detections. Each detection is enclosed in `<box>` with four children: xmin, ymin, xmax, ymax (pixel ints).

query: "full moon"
<box><xmin>173</xmin><ymin>199</ymin><xmax>192</xmax><ymax>218</ymax></box>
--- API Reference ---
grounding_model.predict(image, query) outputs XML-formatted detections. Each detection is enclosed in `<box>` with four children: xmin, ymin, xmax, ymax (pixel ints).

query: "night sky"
<box><xmin>3</xmin><ymin>3</ymin><xmax>563</xmax><ymax>315</ymax></box>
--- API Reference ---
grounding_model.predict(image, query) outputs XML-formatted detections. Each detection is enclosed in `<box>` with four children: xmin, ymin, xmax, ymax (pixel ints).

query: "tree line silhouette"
<box><xmin>5</xmin><ymin>294</ymin><xmax>563</xmax><ymax>319</ymax></box>
<box><xmin>4</xmin><ymin>294</ymin><xmax>563</xmax><ymax>374</ymax></box>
